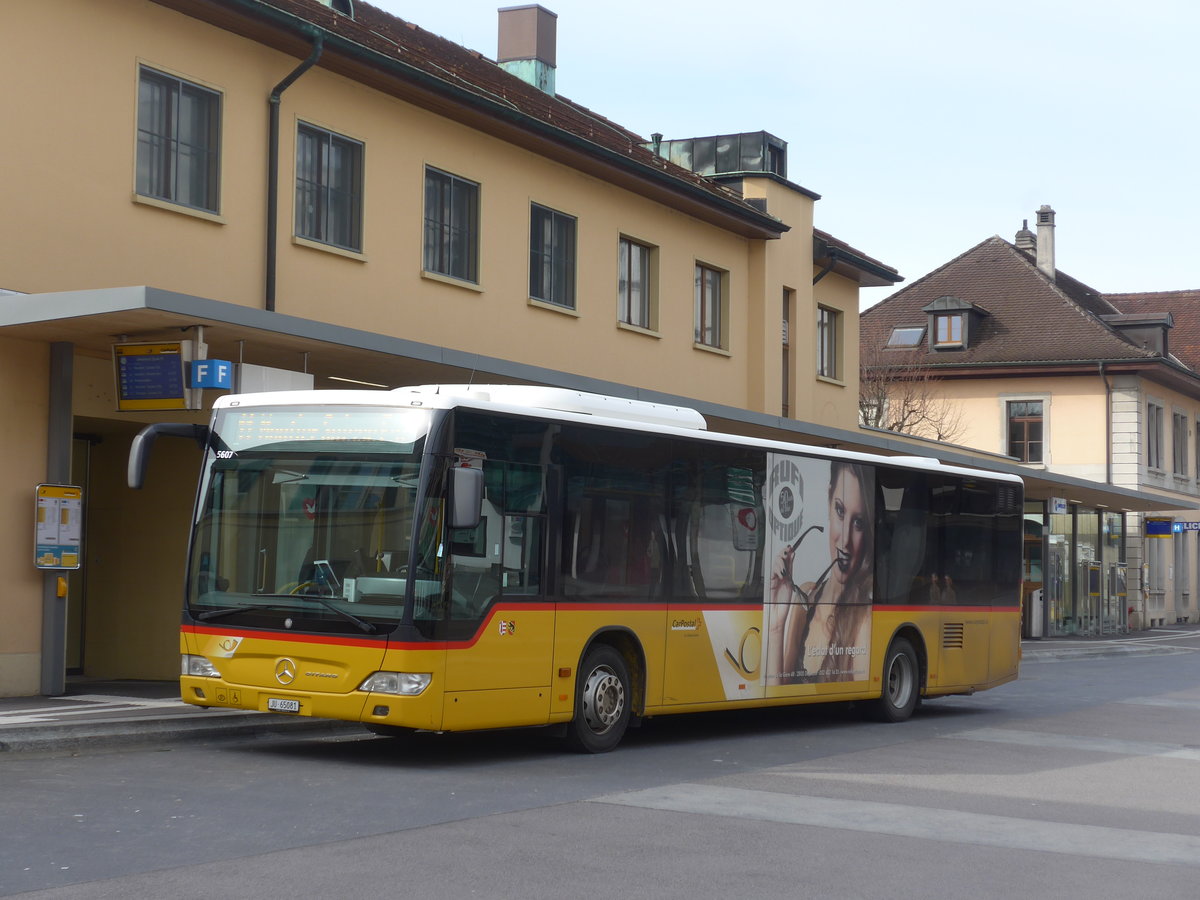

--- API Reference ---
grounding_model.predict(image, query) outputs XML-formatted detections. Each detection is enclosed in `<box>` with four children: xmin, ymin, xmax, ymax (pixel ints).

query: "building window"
<box><xmin>694</xmin><ymin>263</ymin><xmax>726</xmax><ymax>348</ymax></box>
<box><xmin>529</xmin><ymin>204</ymin><xmax>576</xmax><ymax>308</ymax></box>
<box><xmin>295</xmin><ymin>123</ymin><xmax>363</xmax><ymax>252</ymax></box>
<box><xmin>817</xmin><ymin>306</ymin><xmax>840</xmax><ymax>379</ymax></box>
<box><xmin>423</xmin><ymin>167</ymin><xmax>479</xmax><ymax>282</ymax></box>
<box><xmin>1147</xmin><ymin>402</ymin><xmax>1164</xmax><ymax>470</ymax></box>
<box><xmin>887</xmin><ymin>326</ymin><xmax>925</xmax><ymax>348</ymax></box>
<box><xmin>136</xmin><ymin>67</ymin><xmax>220</xmax><ymax>213</ymax></box>
<box><xmin>1194</xmin><ymin>419</ymin><xmax>1200</xmax><ymax>479</ymax></box>
<box><xmin>1173</xmin><ymin>412</ymin><xmax>1189</xmax><ymax>476</ymax></box>
<box><xmin>1007</xmin><ymin>400</ymin><xmax>1044</xmax><ymax>463</ymax></box>
<box><xmin>934</xmin><ymin>313</ymin><xmax>963</xmax><ymax>346</ymax></box>
<box><xmin>618</xmin><ymin>237</ymin><xmax>654</xmax><ymax>328</ymax></box>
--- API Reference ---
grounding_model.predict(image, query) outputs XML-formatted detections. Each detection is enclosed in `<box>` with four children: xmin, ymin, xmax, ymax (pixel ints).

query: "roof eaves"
<box><xmin>813</xmin><ymin>230</ymin><xmax>902</xmax><ymax>287</ymax></box>
<box><xmin>211</xmin><ymin>0</ymin><xmax>785</xmax><ymax>237</ymax></box>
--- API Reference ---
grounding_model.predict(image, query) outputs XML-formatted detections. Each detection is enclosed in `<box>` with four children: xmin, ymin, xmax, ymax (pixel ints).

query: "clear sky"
<box><xmin>367</xmin><ymin>0</ymin><xmax>1198</xmax><ymax>307</ymax></box>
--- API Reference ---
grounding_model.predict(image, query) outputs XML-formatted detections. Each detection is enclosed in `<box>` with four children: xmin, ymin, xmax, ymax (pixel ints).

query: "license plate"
<box><xmin>267</xmin><ymin>698</ymin><xmax>301</xmax><ymax>713</ymax></box>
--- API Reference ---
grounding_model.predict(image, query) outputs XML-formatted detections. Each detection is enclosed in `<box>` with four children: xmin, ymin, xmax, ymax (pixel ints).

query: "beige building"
<box><xmin>861</xmin><ymin>208</ymin><xmax>1200</xmax><ymax>637</ymax></box>
<box><xmin>0</xmin><ymin>0</ymin><xmax>906</xmax><ymax>696</ymax></box>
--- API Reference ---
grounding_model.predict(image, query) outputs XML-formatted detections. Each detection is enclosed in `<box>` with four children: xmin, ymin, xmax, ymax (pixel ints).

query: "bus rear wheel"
<box><xmin>565</xmin><ymin>645</ymin><xmax>631</xmax><ymax>753</ymax></box>
<box><xmin>870</xmin><ymin>637</ymin><xmax>919</xmax><ymax>723</ymax></box>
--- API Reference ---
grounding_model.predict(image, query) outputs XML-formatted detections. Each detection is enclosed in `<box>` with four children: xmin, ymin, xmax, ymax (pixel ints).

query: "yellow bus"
<box><xmin>130</xmin><ymin>384</ymin><xmax>1022</xmax><ymax>752</ymax></box>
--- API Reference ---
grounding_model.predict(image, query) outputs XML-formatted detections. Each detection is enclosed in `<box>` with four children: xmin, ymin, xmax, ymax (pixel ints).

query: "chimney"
<box><xmin>498</xmin><ymin>5</ymin><xmax>557</xmax><ymax>96</ymax></box>
<box><xmin>1035</xmin><ymin>205</ymin><xmax>1056</xmax><ymax>280</ymax></box>
<box><xmin>1014</xmin><ymin>219</ymin><xmax>1036</xmax><ymax>254</ymax></box>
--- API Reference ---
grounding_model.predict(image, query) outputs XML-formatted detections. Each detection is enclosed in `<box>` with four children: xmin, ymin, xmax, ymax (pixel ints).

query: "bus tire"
<box><xmin>565</xmin><ymin>644</ymin><xmax>631</xmax><ymax>753</ymax></box>
<box><xmin>871</xmin><ymin>637</ymin><xmax>919</xmax><ymax>723</ymax></box>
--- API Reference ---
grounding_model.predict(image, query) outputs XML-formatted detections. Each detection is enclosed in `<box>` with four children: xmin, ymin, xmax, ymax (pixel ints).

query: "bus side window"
<box><xmin>448</xmin><ymin>462</ymin><xmax>546</xmax><ymax>619</ymax></box>
<box><xmin>561</xmin><ymin>472</ymin><xmax>667</xmax><ymax>599</ymax></box>
<box><xmin>502</xmin><ymin>515</ymin><xmax>542</xmax><ymax>594</ymax></box>
<box><xmin>874</xmin><ymin>471</ymin><xmax>928</xmax><ymax>605</ymax></box>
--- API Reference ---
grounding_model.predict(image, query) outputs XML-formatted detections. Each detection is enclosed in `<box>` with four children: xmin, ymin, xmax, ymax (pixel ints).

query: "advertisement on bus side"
<box><xmin>762</xmin><ymin>454</ymin><xmax>873</xmax><ymax>687</ymax></box>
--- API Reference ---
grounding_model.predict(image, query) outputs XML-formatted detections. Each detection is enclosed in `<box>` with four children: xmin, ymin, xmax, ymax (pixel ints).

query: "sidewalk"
<box><xmin>1018</xmin><ymin>621</ymin><xmax>1200</xmax><ymax>662</ymax></box>
<box><xmin>0</xmin><ymin>680</ymin><xmax>355</xmax><ymax>755</ymax></box>
<box><xmin>3</xmin><ymin>625</ymin><xmax>1198</xmax><ymax>754</ymax></box>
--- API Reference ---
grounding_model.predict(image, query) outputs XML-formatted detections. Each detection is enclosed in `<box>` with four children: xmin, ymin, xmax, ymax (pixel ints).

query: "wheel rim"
<box><xmin>885</xmin><ymin>651</ymin><xmax>914</xmax><ymax>708</ymax></box>
<box><xmin>581</xmin><ymin>664</ymin><xmax>624</xmax><ymax>735</ymax></box>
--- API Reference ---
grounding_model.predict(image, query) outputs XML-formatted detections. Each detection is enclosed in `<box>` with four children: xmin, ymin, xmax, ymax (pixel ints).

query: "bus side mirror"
<box><xmin>128</xmin><ymin>423</ymin><xmax>210</xmax><ymax>489</ymax></box>
<box><xmin>448</xmin><ymin>466</ymin><xmax>484</xmax><ymax>530</ymax></box>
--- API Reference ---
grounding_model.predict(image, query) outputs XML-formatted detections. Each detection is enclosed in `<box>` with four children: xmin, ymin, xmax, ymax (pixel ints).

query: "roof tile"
<box><xmin>861</xmin><ymin>236</ymin><xmax>1158</xmax><ymax>367</ymax></box>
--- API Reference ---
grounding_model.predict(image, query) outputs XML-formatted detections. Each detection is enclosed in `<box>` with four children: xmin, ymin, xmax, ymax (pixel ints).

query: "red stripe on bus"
<box><xmin>183</xmin><ymin>624</ymin><xmax>386</xmax><ymax>649</ymax></box>
<box><xmin>184</xmin><ymin>602</ymin><xmax>1020</xmax><ymax>653</ymax></box>
<box><xmin>882</xmin><ymin>605</ymin><xmax>1021</xmax><ymax>614</ymax></box>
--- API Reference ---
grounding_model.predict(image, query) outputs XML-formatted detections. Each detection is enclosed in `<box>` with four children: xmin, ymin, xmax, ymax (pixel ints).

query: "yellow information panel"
<box><xmin>35</xmin><ymin>484</ymin><xmax>83</xmax><ymax>569</ymax></box>
<box><xmin>113</xmin><ymin>341</ymin><xmax>191</xmax><ymax>411</ymax></box>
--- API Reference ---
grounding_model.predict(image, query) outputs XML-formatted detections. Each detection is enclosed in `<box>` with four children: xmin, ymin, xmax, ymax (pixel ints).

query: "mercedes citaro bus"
<box><xmin>129</xmin><ymin>384</ymin><xmax>1022</xmax><ymax>752</ymax></box>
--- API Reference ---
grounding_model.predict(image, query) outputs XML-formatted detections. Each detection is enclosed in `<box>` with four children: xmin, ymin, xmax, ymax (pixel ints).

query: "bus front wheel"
<box><xmin>871</xmin><ymin>637</ymin><xmax>919</xmax><ymax>723</ymax></box>
<box><xmin>565</xmin><ymin>645</ymin><xmax>631</xmax><ymax>753</ymax></box>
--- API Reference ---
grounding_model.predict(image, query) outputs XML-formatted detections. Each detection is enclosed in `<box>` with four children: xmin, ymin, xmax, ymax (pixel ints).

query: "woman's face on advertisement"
<box><xmin>829</xmin><ymin>468</ymin><xmax>867</xmax><ymax>583</ymax></box>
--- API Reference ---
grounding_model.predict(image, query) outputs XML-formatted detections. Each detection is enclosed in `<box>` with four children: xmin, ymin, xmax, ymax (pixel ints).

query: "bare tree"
<box><xmin>859</xmin><ymin>344</ymin><xmax>966</xmax><ymax>443</ymax></box>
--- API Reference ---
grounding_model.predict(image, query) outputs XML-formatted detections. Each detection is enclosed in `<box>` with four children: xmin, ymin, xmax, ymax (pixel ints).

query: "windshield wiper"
<box><xmin>195</xmin><ymin>596</ymin><xmax>377</xmax><ymax>634</ymax></box>
<box><xmin>302</xmin><ymin>594</ymin><xmax>377</xmax><ymax>634</ymax></box>
<box><xmin>196</xmin><ymin>602</ymin><xmax>291</xmax><ymax>622</ymax></box>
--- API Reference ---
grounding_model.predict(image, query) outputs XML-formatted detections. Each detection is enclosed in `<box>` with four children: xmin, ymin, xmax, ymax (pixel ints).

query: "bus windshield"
<box><xmin>187</xmin><ymin>406</ymin><xmax>434</xmax><ymax>633</ymax></box>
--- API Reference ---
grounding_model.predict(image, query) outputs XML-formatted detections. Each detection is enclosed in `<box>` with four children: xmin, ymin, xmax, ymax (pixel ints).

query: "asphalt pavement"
<box><xmin>2</xmin><ymin>623</ymin><xmax>1197</xmax><ymax>755</ymax></box>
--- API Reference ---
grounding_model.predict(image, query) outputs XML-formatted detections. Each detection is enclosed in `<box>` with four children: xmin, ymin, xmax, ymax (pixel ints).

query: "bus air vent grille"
<box><xmin>942</xmin><ymin>622</ymin><xmax>965</xmax><ymax>649</ymax></box>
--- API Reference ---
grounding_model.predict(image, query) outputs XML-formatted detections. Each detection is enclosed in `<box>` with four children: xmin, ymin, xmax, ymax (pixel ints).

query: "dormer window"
<box><xmin>922</xmin><ymin>295</ymin><xmax>988</xmax><ymax>351</ymax></box>
<box><xmin>934</xmin><ymin>313</ymin><xmax>963</xmax><ymax>347</ymax></box>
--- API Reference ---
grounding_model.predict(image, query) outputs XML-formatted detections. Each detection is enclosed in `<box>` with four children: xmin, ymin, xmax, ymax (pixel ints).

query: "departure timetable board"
<box><xmin>113</xmin><ymin>342</ymin><xmax>191</xmax><ymax>410</ymax></box>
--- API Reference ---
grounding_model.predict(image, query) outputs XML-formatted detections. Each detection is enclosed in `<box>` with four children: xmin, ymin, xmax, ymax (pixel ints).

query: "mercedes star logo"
<box><xmin>274</xmin><ymin>657</ymin><xmax>297</xmax><ymax>685</ymax></box>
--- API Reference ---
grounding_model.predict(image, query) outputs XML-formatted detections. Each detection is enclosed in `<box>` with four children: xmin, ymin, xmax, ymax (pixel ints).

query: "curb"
<box><xmin>1021</xmin><ymin>642</ymin><xmax>1193</xmax><ymax>663</ymax></box>
<box><xmin>0</xmin><ymin>711</ymin><xmax>359</xmax><ymax>755</ymax></box>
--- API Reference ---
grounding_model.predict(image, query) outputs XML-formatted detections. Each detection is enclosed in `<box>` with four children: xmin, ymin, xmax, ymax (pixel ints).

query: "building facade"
<box><xmin>0</xmin><ymin>0</ymin><xmax>900</xmax><ymax>695</ymax></box>
<box><xmin>860</xmin><ymin>208</ymin><xmax>1200</xmax><ymax>637</ymax></box>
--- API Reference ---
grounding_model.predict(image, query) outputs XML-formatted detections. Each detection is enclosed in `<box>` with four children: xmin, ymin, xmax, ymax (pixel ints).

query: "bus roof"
<box><xmin>210</xmin><ymin>384</ymin><xmax>1022</xmax><ymax>486</ymax></box>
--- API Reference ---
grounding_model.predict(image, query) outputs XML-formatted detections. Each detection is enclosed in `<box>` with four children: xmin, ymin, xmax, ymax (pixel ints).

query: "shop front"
<box><xmin>1023</xmin><ymin>500</ymin><xmax>1127</xmax><ymax>638</ymax></box>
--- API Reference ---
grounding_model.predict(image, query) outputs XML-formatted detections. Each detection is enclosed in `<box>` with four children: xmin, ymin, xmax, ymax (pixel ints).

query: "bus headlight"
<box><xmin>359</xmin><ymin>671</ymin><xmax>431</xmax><ymax>696</ymax></box>
<box><xmin>182</xmin><ymin>654</ymin><xmax>220</xmax><ymax>678</ymax></box>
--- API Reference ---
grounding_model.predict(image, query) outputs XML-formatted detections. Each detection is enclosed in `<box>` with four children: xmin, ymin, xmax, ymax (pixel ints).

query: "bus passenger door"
<box><xmin>441</xmin><ymin>469</ymin><xmax>554</xmax><ymax>730</ymax></box>
<box><xmin>664</xmin><ymin>459</ymin><xmax>766</xmax><ymax>705</ymax></box>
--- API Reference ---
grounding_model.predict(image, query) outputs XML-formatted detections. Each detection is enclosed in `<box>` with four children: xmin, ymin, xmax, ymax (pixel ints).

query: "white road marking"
<box><xmin>592</xmin><ymin>784</ymin><xmax>1200</xmax><ymax>866</ymax></box>
<box><xmin>1118</xmin><ymin>696</ymin><xmax>1200</xmax><ymax>711</ymax></box>
<box><xmin>948</xmin><ymin>727</ymin><xmax>1200</xmax><ymax>760</ymax></box>
<box><xmin>0</xmin><ymin>695</ymin><xmax>184</xmax><ymax>726</ymax></box>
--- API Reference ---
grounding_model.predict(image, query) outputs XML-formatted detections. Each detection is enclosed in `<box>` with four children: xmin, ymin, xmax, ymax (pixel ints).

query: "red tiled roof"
<box><xmin>1108</xmin><ymin>290</ymin><xmax>1200</xmax><ymax>372</ymax></box>
<box><xmin>239</xmin><ymin>0</ymin><xmax>772</xmax><ymax>222</ymax></box>
<box><xmin>860</xmin><ymin>236</ymin><xmax>1157</xmax><ymax>368</ymax></box>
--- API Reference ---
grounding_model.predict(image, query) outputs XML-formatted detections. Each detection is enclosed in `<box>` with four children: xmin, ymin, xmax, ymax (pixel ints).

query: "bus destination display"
<box><xmin>222</xmin><ymin>408</ymin><xmax>428</xmax><ymax>451</ymax></box>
